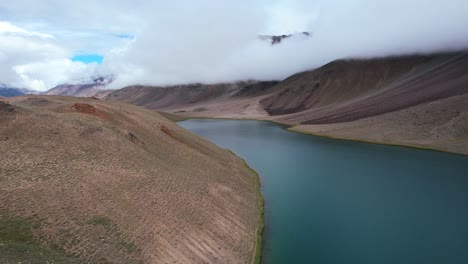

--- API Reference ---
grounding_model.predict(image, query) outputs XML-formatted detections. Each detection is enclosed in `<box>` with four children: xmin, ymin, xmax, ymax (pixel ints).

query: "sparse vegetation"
<box><xmin>1</xmin><ymin>96</ymin><xmax>260</xmax><ymax>264</ymax></box>
<box><xmin>88</xmin><ymin>216</ymin><xmax>139</xmax><ymax>254</ymax></box>
<box><xmin>0</xmin><ymin>215</ymin><xmax>78</xmax><ymax>264</ymax></box>
<box><xmin>88</xmin><ymin>216</ymin><xmax>112</xmax><ymax>228</ymax></box>
<box><xmin>241</xmin><ymin>160</ymin><xmax>264</xmax><ymax>264</ymax></box>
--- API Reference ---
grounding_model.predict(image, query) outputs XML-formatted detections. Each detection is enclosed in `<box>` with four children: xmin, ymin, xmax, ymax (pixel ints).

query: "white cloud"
<box><xmin>0</xmin><ymin>0</ymin><xmax>468</xmax><ymax>90</ymax></box>
<box><xmin>102</xmin><ymin>0</ymin><xmax>468</xmax><ymax>88</ymax></box>
<box><xmin>14</xmin><ymin>59</ymin><xmax>98</xmax><ymax>91</ymax></box>
<box><xmin>0</xmin><ymin>23</ymin><xmax>99</xmax><ymax>90</ymax></box>
<box><xmin>0</xmin><ymin>21</ymin><xmax>54</xmax><ymax>39</ymax></box>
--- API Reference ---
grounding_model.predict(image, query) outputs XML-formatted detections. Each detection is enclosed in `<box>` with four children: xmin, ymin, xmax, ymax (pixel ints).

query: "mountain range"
<box><xmin>104</xmin><ymin>51</ymin><xmax>468</xmax><ymax>155</ymax></box>
<box><xmin>3</xmin><ymin>51</ymin><xmax>468</xmax><ymax>155</ymax></box>
<box><xmin>42</xmin><ymin>77</ymin><xmax>113</xmax><ymax>98</ymax></box>
<box><xmin>0</xmin><ymin>84</ymin><xmax>39</xmax><ymax>98</ymax></box>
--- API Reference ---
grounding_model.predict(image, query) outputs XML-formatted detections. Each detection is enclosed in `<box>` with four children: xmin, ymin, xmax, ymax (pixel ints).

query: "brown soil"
<box><xmin>1</xmin><ymin>95</ymin><xmax>260</xmax><ymax>264</ymax></box>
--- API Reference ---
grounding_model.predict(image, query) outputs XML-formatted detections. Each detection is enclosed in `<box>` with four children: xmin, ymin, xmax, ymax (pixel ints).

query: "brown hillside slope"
<box><xmin>262</xmin><ymin>52</ymin><xmax>468</xmax><ymax>124</ymax></box>
<box><xmin>0</xmin><ymin>96</ymin><xmax>259</xmax><ymax>264</ymax></box>
<box><xmin>291</xmin><ymin>93</ymin><xmax>468</xmax><ymax>155</ymax></box>
<box><xmin>105</xmin><ymin>81</ymin><xmax>279</xmax><ymax>111</ymax></box>
<box><xmin>106</xmin><ymin>83</ymin><xmax>241</xmax><ymax>110</ymax></box>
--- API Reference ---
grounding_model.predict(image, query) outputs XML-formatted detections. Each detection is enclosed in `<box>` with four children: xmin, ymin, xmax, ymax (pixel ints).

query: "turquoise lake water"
<box><xmin>179</xmin><ymin>119</ymin><xmax>468</xmax><ymax>264</ymax></box>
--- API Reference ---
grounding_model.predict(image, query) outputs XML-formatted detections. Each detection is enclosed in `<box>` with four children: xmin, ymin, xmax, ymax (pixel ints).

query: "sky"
<box><xmin>1</xmin><ymin>0</ymin><xmax>468</xmax><ymax>91</ymax></box>
<box><xmin>72</xmin><ymin>54</ymin><xmax>104</xmax><ymax>64</ymax></box>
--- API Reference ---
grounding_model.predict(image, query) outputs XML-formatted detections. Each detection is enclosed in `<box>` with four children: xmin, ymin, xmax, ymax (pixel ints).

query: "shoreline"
<box><xmin>287</xmin><ymin>127</ymin><xmax>468</xmax><ymax>157</ymax></box>
<box><xmin>178</xmin><ymin>117</ymin><xmax>265</xmax><ymax>264</ymax></box>
<box><xmin>240</xmin><ymin>159</ymin><xmax>264</xmax><ymax>264</ymax></box>
<box><xmin>176</xmin><ymin>114</ymin><xmax>467</xmax><ymax>264</ymax></box>
<box><xmin>173</xmin><ymin>114</ymin><xmax>468</xmax><ymax>157</ymax></box>
<box><xmin>226</xmin><ymin>149</ymin><xmax>264</xmax><ymax>264</ymax></box>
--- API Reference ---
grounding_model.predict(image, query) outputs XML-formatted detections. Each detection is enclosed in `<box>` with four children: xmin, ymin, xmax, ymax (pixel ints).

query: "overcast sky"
<box><xmin>1</xmin><ymin>0</ymin><xmax>468</xmax><ymax>91</ymax></box>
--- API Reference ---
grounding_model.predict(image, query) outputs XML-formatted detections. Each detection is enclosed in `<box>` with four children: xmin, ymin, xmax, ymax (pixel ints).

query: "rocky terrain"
<box><xmin>105</xmin><ymin>51</ymin><xmax>468</xmax><ymax>155</ymax></box>
<box><xmin>258</xmin><ymin>32</ymin><xmax>311</xmax><ymax>45</ymax></box>
<box><xmin>0</xmin><ymin>96</ymin><xmax>260</xmax><ymax>263</ymax></box>
<box><xmin>43</xmin><ymin>77</ymin><xmax>113</xmax><ymax>98</ymax></box>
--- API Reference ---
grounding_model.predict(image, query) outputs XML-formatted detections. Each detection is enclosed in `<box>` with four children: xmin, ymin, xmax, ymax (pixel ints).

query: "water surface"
<box><xmin>179</xmin><ymin>119</ymin><xmax>468</xmax><ymax>264</ymax></box>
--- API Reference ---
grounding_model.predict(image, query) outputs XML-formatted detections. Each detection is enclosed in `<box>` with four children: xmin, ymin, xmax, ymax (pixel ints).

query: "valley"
<box><xmin>105</xmin><ymin>52</ymin><xmax>468</xmax><ymax>155</ymax></box>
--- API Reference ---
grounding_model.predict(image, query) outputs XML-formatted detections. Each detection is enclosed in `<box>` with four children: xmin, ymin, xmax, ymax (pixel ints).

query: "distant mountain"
<box><xmin>0</xmin><ymin>84</ymin><xmax>39</xmax><ymax>98</ymax></box>
<box><xmin>105</xmin><ymin>81</ymin><xmax>279</xmax><ymax>110</ymax></box>
<box><xmin>43</xmin><ymin>77</ymin><xmax>113</xmax><ymax>98</ymax></box>
<box><xmin>259</xmin><ymin>32</ymin><xmax>311</xmax><ymax>45</ymax></box>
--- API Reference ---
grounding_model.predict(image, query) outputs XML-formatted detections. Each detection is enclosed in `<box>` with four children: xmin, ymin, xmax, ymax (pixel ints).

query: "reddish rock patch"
<box><xmin>73</xmin><ymin>103</ymin><xmax>97</xmax><ymax>114</ymax></box>
<box><xmin>71</xmin><ymin>103</ymin><xmax>109</xmax><ymax>120</ymax></box>
<box><xmin>160</xmin><ymin>125</ymin><xmax>179</xmax><ymax>141</ymax></box>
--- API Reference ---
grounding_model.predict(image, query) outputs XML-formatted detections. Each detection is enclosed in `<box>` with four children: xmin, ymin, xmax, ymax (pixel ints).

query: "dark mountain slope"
<box><xmin>105</xmin><ymin>82</ymin><xmax>262</xmax><ymax>110</ymax></box>
<box><xmin>233</xmin><ymin>81</ymin><xmax>280</xmax><ymax>97</ymax></box>
<box><xmin>0</xmin><ymin>87</ymin><xmax>24</xmax><ymax>98</ymax></box>
<box><xmin>261</xmin><ymin>52</ymin><xmax>468</xmax><ymax>124</ymax></box>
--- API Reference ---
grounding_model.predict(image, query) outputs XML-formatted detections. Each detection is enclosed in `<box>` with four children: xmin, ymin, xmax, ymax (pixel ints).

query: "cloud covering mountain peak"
<box><xmin>1</xmin><ymin>0</ymin><xmax>468</xmax><ymax>90</ymax></box>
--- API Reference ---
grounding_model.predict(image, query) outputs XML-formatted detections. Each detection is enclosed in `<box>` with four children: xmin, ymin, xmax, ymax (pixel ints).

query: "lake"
<box><xmin>179</xmin><ymin>119</ymin><xmax>468</xmax><ymax>264</ymax></box>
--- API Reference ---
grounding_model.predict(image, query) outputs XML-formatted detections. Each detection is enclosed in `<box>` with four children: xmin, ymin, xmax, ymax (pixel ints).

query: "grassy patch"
<box><xmin>88</xmin><ymin>216</ymin><xmax>139</xmax><ymax>254</ymax></box>
<box><xmin>158</xmin><ymin>111</ymin><xmax>190</xmax><ymax>122</ymax></box>
<box><xmin>0</xmin><ymin>216</ymin><xmax>78</xmax><ymax>264</ymax></box>
<box><xmin>237</xmin><ymin>159</ymin><xmax>264</xmax><ymax>264</ymax></box>
<box><xmin>88</xmin><ymin>216</ymin><xmax>112</xmax><ymax>228</ymax></box>
<box><xmin>0</xmin><ymin>217</ymin><xmax>38</xmax><ymax>243</ymax></box>
<box><xmin>116</xmin><ymin>232</ymin><xmax>138</xmax><ymax>253</ymax></box>
<box><xmin>225</xmin><ymin>150</ymin><xmax>265</xmax><ymax>264</ymax></box>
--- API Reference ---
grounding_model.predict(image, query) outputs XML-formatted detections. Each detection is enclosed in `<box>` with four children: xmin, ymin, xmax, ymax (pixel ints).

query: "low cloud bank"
<box><xmin>0</xmin><ymin>0</ymin><xmax>467</xmax><ymax>90</ymax></box>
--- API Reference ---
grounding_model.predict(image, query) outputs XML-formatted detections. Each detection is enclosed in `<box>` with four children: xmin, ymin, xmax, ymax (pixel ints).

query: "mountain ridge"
<box><xmin>43</xmin><ymin>77</ymin><xmax>113</xmax><ymax>98</ymax></box>
<box><xmin>104</xmin><ymin>51</ymin><xmax>468</xmax><ymax>155</ymax></box>
<box><xmin>0</xmin><ymin>84</ymin><xmax>39</xmax><ymax>98</ymax></box>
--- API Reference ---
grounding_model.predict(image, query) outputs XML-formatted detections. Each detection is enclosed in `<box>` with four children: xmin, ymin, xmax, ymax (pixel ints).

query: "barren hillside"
<box><xmin>291</xmin><ymin>93</ymin><xmax>468</xmax><ymax>155</ymax></box>
<box><xmin>0</xmin><ymin>96</ymin><xmax>260</xmax><ymax>264</ymax></box>
<box><xmin>264</xmin><ymin>52</ymin><xmax>468</xmax><ymax>125</ymax></box>
<box><xmin>43</xmin><ymin>77</ymin><xmax>112</xmax><ymax>98</ymax></box>
<box><xmin>104</xmin><ymin>51</ymin><xmax>468</xmax><ymax>155</ymax></box>
<box><xmin>105</xmin><ymin>82</ymin><xmax>279</xmax><ymax>111</ymax></box>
